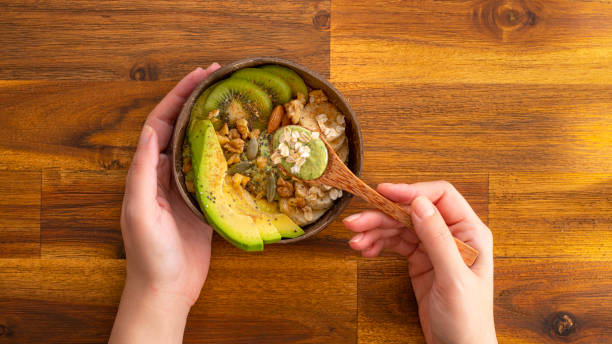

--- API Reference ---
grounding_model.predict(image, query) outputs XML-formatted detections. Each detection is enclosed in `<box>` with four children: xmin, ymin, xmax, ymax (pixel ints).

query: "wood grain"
<box><xmin>0</xmin><ymin>0</ymin><xmax>331</xmax><ymax>80</ymax></box>
<box><xmin>0</xmin><ymin>171</ymin><xmax>40</xmax><ymax>258</ymax></box>
<box><xmin>41</xmin><ymin>169</ymin><xmax>125</xmax><ymax>258</ymax></box>
<box><xmin>331</xmin><ymin>0</ymin><xmax>612</xmax><ymax>84</ymax></box>
<box><xmin>0</xmin><ymin>256</ymin><xmax>356</xmax><ymax>343</ymax></box>
<box><xmin>490</xmin><ymin>173</ymin><xmax>612</xmax><ymax>259</ymax></box>
<box><xmin>1</xmin><ymin>0</ymin><xmax>612</xmax><ymax>342</ymax></box>
<box><xmin>494</xmin><ymin>259</ymin><xmax>612</xmax><ymax>343</ymax></box>
<box><xmin>0</xmin><ymin>81</ymin><xmax>180</xmax><ymax>171</ymax></box>
<box><xmin>357</xmin><ymin>258</ymin><xmax>424</xmax><ymax>344</ymax></box>
<box><xmin>335</xmin><ymin>82</ymin><xmax>612</xmax><ymax>173</ymax></box>
<box><xmin>358</xmin><ymin>258</ymin><xmax>612</xmax><ymax>344</ymax></box>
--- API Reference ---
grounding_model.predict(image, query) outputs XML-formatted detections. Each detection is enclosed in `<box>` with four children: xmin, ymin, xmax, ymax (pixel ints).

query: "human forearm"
<box><xmin>109</xmin><ymin>278</ymin><xmax>191</xmax><ymax>344</ymax></box>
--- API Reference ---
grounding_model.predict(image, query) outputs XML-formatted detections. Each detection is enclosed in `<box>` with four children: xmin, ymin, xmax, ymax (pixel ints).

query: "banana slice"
<box><xmin>279</xmin><ymin>198</ymin><xmax>327</xmax><ymax>226</ymax></box>
<box><xmin>336</xmin><ymin>139</ymin><xmax>349</xmax><ymax>163</ymax></box>
<box><xmin>328</xmin><ymin>135</ymin><xmax>346</xmax><ymax>153</ymax></box>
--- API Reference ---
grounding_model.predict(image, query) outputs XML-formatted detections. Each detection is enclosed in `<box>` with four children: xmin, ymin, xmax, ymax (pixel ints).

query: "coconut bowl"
<box><xmin>171</xmin><ymin>57</ymin><xmax>363</xmax><ymax>244</ymax></box>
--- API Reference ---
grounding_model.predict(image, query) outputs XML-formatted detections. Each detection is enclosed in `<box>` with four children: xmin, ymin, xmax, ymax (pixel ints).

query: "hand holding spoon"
<box><xmin>271</xmin><ymin>126</ymin><xmax>479</xmax><ymax>266</ymax></box>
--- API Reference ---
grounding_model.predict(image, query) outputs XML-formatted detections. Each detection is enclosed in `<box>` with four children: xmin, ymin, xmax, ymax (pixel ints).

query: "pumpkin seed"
<box><xmin>227</xmin><ymin>161</ymin><xmax>250</xmax><ymax>175</ymax></box>
<box><xmin>266</xmin><ymin>173</ymin><xmax>276</xmax><ymax>202</ymax></box>
<box><xmin>247</xmin><ymin>137</ymin><xmax>259</xmax><ymax>160</ymax></box>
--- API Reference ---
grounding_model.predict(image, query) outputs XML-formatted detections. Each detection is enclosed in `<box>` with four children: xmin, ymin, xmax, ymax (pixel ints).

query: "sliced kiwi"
<box><xmin>259</xmin><ymin>65</ymin><xmax>308</xmax><ymax>99</ymax></box>
<box><xmin>192</xmin><ymin>82</ymin><xmax>217</xmax><ymax>119</ymax></box>
<box><xmin>201</xmin><ymin>78</ymin><xmax>273</xmax><ymax>130</ymax></box>
<box><xmin>191</xmin><ymin>81</ymin><xmax>224</xmax><ymax>129</ymax></box>
<box><xmin>230</xmin><ymin>68</ymin><xmax>292</xmax><ymax>105</ymax></box>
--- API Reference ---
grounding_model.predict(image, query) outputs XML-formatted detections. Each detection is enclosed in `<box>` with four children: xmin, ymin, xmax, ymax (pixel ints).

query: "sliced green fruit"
<box><xmin>224</xmin><ymin>184</ymin><xmax>282</xmax><ymax>243</ymax></box>
<box><xmin>191</xmin><ymin>81</ymin><xmax>224</xmax><ymax>130</ymax></box>
<box><xmin>191</xmin><ymin>82</ymin><xmax>217</xmax><ymax>119</ymax></box>
<box><xmin>231</xmin><ymin>68</ymin><xmax>292</xmax><ymax>105</ymax></box>
<box><xmin>260</xmin><ymin>64</ymin><xmax>308</xmax><ymax>99</ymax></box>
<box><xmin>272</xmin><ymin>126</ymin><xmax>328</xmax><ymax>181</ymax></box>
<box><xmin>201</xmin><ymin>78</ymin><xmax>273</xmax><ymax>131</ymax></box>
<box><xmin>188</xmin><ymin>119</ymin><xmax>264</xmax><ymax>251</ymax></box>
<box><xmin>255</xmin><ymin>198</ymin><xmax>304</xmax><ymax>239</ymax></box>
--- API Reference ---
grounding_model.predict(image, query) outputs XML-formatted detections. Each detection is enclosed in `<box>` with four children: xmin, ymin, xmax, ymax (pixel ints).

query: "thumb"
<box><xmin>125</xmin><ymin>124</ymin><xmax>159</xmax><ymax>207</ymax></box>
<box><xmin>411</xmin><ymin>196</ymin><xmax>466</xmax><ymax>280</ymax></box>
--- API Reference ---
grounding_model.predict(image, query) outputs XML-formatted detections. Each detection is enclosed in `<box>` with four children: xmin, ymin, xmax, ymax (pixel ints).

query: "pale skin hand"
<box><xmin>109</xmin><ymin>64</ymin><xmax>221</xmax><ymax>344</ymax></box>
<box><xmin>343</xmin><ymin>181</ymin><xmax>497</xmax><ymax>344</ymax></box>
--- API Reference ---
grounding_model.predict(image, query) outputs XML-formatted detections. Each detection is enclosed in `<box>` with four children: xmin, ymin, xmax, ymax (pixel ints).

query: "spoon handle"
<box><xmin>318</xmin><ymin>152</ymin><xmax>479</xmax><ymax>266</ymax></box>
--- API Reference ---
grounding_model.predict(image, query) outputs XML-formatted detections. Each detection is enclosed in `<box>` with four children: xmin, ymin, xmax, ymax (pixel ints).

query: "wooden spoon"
<box><xmin>309</xmin><ymin>139</ymin><xmax>479</xmax><ymax>266</ymax></box>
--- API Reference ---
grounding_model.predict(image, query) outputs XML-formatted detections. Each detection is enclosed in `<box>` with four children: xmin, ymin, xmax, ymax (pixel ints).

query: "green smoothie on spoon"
<box><xmin>270</xmin><ymin>125</ymin><xmax>328</xmax><ymax>181</ymax></box>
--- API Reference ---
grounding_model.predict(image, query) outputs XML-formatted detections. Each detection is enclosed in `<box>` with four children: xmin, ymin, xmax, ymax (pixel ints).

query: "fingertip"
<box><xmin>349</xmin><ymin>234</ymin><xmax>364</xmax><ymax>250</ymax></box>
<box><xmin>411</xmin><ymin>195</ymin><xmax>435</xmax><ymax>220</ymax></box>
<box><xmin>342</xmin><ymin>214</ymin><xmax>369</xmax><ymax>233</ymax></box>
<box><xmin>377</xmin><ymin>182</ymin><xmax>395</xmax><ymax>189</ymax></box>
<box><xmin>343</xmin><ymin>213</ymin><xmax>362</xmax><ymax>224</ymax></box>
<box><xmin>208</xmin><ymin>62</ymin><xmax>221</xmax><ymax>71</ymax></box>
<box><xmin>138</xmin><ymin>124</ymin><xmax>154</xmax><ymax>147</ymax></box>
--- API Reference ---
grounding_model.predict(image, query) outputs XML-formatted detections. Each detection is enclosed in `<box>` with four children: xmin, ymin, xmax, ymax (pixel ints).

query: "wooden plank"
<box><xmin>41</xmin><ymin>169</ymin><xmax>125</xmax><ymax>258</ymax></box>
<box><xmin>0</xmin><ymin>81</ymin><xmax>164</xmax><ymax>171</ymax></box>
<box><xmin>331</xmin><ymin>0</ymin><xmax>612</xmax><ymax>84</ymax></box>
<box><xmin>0</xmin><ymin>170</ymin><xmax>40</xmax><ymax>258</ymax></box>
<box><xmin>494</xmin><ymin>259</ymin><xmax>612</xmax><ymax>343</ymax></box>
<box><xmin>357</xmin><ymin>258</ymin><xmax>612</xmax><ymax>344</ymax></box>
<box><xmin>357</xmin><ymin>258</ymin><xmax>424</xmax><ymax>344</ymax></box>
<box><xmin>0</xmin><ymin>0</ymin><xmax>330</xmax><ymax>80</ymax></box>
<box><xmin>0</xmin><ymin>256</ymin><xmax>356</xmax><ymax>343</ymax></box>
<box><xmin>336</xmin><ymin>82</ymin><xmax>612</xmax><ymax>173</ymax></box>
<box><xmin>490</xmin><ymin>173</ymin><xmax>612</xmax><ymax>259</ymax></box>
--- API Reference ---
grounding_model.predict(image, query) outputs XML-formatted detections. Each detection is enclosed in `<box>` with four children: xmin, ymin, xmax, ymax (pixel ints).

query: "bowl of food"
<box><xmin>171</xmin><ymin>57</ymin><xmax>363</xmax><ymax>251</ymax></box>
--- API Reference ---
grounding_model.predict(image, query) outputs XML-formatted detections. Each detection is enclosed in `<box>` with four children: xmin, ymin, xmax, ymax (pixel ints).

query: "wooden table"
<box><xmin>1</xmin><ymin>1</ymin><xmax>611</xmax><ymax>343</ymax></box>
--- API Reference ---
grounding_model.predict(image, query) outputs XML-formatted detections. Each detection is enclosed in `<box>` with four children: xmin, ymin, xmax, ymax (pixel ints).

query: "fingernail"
<box><xmin>139</xmin><ymin>125</ymin><xmax>153</xmax><ymax>146</ymax></box>
<box><xmin>195</xmin><ymin>66</ymin><xmax>205</xmax><ymax>73</ymax></box>
<box><xmin>412</xmin><ymin>196</ymin><xmax>435</xmax><ymax>219</ymax></box>
<box><xmin>343</xmin><ymin>213</ymin><xmax>362</xmax><ymax>223</ymax></box>
<box><xmin>350</xmin><ymin>233</ymin><xmax>364</xmax><ymax>243</ymax></box>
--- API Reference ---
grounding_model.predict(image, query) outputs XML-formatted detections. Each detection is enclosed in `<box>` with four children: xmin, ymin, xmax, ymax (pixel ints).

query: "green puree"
<box><xmin>272</xmin><ymin>126</ymin><xmax>328</xmax><ymax>180</ymax></box>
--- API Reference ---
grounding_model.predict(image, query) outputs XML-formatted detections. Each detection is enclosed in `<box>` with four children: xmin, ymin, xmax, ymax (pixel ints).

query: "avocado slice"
<box><xmin>188</xmin><ymin>119</ymin><xmax>264</xmax><ymax>251</ymax></box>
<box><xmin>255</xmin><ymin>199</ymin><xmax>305</xmax><ymax>239</ymax></box>
<box><xmin>223</xmin><ymin>185</ymin><xmax>282</xmax><ymax>243</ymax></box>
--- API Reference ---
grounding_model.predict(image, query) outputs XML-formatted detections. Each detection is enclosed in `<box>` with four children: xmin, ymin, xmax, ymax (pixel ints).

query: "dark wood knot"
<box><xmin>473</xmin><ymin>0</ymin><xmax>538</xmax><ymax>41</ymax></box>
<box><xmin>549</xmin><ymin>312</ymin><xmax>577</xmax><ymax>338</ymax></box>
<box><xmin>0</xmin><ymin>324</ymin><xmax>12</xmax><ymax>337</ymax></box>
<box><xmin>129</xmin><ymin>62</ymin><xmax>159</xmax><ymax>81</ymax></box>
<box><xmin>100</xmin><ymin>159</ymin><xmax>125</xmax><ymax>170</ymax></box>
<box><xmin>313</xmin><ymin>10</ymin><xmax>330</xmax><ymax>30</ymax></box>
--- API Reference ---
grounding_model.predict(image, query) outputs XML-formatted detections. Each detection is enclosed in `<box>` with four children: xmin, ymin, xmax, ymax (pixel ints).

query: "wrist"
<box><xmin>109</xmin><ymin>277</ymin><xmax>192</xmax><ymax>344</ymax></box>
<box><xmin>123</xmin><ymin>276</ymin><xmax>193</xmax><ymax>316</ymax></box>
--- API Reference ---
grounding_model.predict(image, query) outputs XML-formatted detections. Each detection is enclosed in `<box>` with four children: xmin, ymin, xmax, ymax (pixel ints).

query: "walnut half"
<box><xmin>224</xmin><ymin>138</ymin><xmax>245</xmax><ymax>153</ymax></box>
<box><xmin>276</xmin><ymin>177</ymin><xmax>294</xmax><ymax>198</ymax></box>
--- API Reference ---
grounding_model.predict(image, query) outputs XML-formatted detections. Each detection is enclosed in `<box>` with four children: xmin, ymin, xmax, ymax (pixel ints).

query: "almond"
<box><xmin>267</xmin><ymin>105</ymin><xmax>284</xmax><ymax>133</ymax></box>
